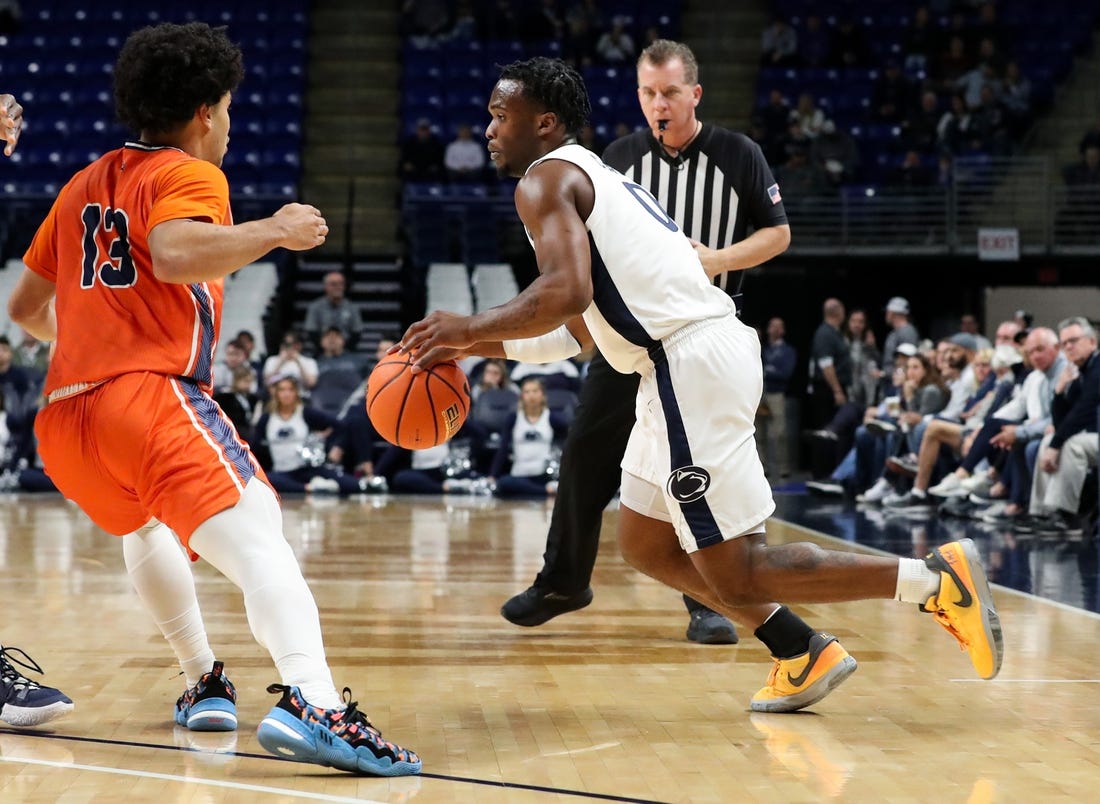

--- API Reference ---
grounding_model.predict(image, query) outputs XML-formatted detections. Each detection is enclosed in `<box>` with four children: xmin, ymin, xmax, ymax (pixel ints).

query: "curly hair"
<box><xmin>498</xmin><ymin>57</ymin><xmax>590</xmax><ymax>138</ymax></box>
<box><xmin>113</xmin><ymin>22</ymin><xmax>244</xmax><ymax>135</ymax></box>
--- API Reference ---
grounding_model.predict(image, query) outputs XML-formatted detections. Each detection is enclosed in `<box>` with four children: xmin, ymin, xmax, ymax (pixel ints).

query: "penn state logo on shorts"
<box><xmin>666</xmin><ymin>465</ymin><xmax>712</xmax><ymax>503</ymax></box>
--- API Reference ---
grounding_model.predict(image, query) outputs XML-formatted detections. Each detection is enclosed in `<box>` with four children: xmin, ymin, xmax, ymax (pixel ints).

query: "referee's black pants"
<box><xmin>533</xmin><ymin>351</ymin><xmax>714</xmax><ymax>619</ymax></box>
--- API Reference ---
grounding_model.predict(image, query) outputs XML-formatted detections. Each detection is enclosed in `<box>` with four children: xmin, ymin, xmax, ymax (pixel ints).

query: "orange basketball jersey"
<box><xmin>24</xmin><ymin>143</ymin><xmax>231</xmax><ymax>396</ymax></box>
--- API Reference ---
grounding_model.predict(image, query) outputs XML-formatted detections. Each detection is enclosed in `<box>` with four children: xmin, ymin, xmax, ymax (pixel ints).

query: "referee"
<box><xmin>501</xmin><ymin>40</ymin><xmax>792</xmax><ymax>642</ymax></box>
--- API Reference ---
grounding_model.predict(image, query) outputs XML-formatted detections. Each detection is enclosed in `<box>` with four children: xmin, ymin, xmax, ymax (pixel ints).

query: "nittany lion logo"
<box><xmin>666</xmin><ymin>466</ymin><xmax>712</xmax><ymax>503</ymax></box>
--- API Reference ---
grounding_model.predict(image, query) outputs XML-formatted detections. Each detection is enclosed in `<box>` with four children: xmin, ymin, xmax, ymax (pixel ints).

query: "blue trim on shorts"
<box><xmin>179</xmin><ymin>380</ymin><xmax>256</xmax><ymax>483</ymax></box>
<box><xmin>652</xmin><ymin>345</ymin><xmax>723</xmax><ymax>549</ymax></box>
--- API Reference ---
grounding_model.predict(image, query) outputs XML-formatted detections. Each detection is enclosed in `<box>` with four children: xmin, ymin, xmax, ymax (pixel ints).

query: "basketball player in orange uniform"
<box><xmin>6</xmin><ymin>25</ymin><xmax>420</xmax><ymax>776</ymax></box>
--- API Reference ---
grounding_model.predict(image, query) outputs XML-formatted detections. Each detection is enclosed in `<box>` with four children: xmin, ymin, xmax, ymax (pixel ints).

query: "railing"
<box><xmin>401</xmin><ymin>156</ymin><xmax>1100</xmax><ymax>260</ymax></box>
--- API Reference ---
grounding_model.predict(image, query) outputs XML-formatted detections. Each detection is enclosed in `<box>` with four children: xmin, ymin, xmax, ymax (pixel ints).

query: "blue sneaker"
<box><xmin>175</xmin><ymin>661</ymin><xmax>237</xmax><ymax>732</ymax></box>
<box><xmin>256</xmin><ymin>684</ymin><xmax>421</xmax><ymax>776</ymax></box>
<box><xmin>0</xmin><ymin>645</ymin><xmax>74</xmax><ymax>727</ymax></box>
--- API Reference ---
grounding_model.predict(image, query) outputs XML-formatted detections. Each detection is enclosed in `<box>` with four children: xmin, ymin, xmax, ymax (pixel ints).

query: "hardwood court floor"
<box><xmin>1</xmin><ymin>492</ymin><xmax>1098</xmax><ymax>802</ymax></box>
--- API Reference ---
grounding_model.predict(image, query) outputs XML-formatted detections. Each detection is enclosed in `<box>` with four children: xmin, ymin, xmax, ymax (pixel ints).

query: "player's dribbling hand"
<box><xmin>398</xmin><ymin>311</ymin><xmax>474</xmax><ymax>372</ymax></box>
<box><xmin>1</xmin><ymin>94</ymin><xmax>24</xmax><ymax>157</ymax></box>
<box><xmin>273</xmin><ymin>203</ymin><xmax>329</xmax><ymax>250</ymax></box>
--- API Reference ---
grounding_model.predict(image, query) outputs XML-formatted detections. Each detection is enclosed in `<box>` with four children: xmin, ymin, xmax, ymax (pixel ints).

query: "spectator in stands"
<box><xmin>972</xmin><ymin>2</ymin><xmax>1009</xmax><ymax>56</ymax></box>
<box><xmin>828</xmin><ymin>16</ymin><xmax>870</xmax><ymax>68</ymax></box>
<box><xmin>1064</xmin><ymin>145</ymin><xmax>1100</xmax><ymax>186</ymax></box>
<box><xmin>594</xmin><ymin>16</ymin><xmax>634</xmax><ymax>64</ymax></box>
<box><xmin>445</xmin><ymin>0</ymin><xmax>478</xmax><ymax>41</ymax></box>
<box><xmin>760</xmin><ymin>16</ymin><xmax>798</xmax><ymax>67</ymax></box>
<box><xmin>444</xmin><ymin>123</ymin><xmax>487</xmax><ymax>182</ymax></box>
<box><xmin>262</xmin><ymin>330</ymin><xmax>319</xmax><ymax>391</ymax></box>
<box><xmin>399</xmin><ymin>0</ymin><xmax>451</xmax><ymax>42</ymax></box>
<box><xmin>0</xmin><ymin>335</ymin><xmax>33</xmax><ymax>420</ymax></box>
<box><xmin>215</xmin><ymin>339</ymin><xmax>257</xmax><ymax>394</ymax></box>
<box><xmin>490</xmin><ymin>377</ymin><xmax>570</xmax><ymax>497</ymax></box>
<box><xmin>11</xmin><ymin>327</ymin><xmax>48</xmax><ymax>384</ymax></box>
<box><xmin>881</xmin><ymin>297</ymin><xmax>920</xmax><ymax>385</ymax></box>
<box><xmin>936</xmin><ymin>92</ymin><xmax>978</xmax><ymax>156</ymax></box>
<box><xmin>326</xmin><ymin>402</ymin><xmax>382</xmax><ymax>486</ymax></box>
<box><xmin>519</xmin><ymin>0</ymin><xmax>564</xmax><ymax>43</ymax></box>
<box><xmin>774</xmin><ymin>142</ymin><xmax>827</xmax><ymax>199</ymax></box>
<box><xmin>961</xmin><ymin>314</ymin><xmax>992</xmax><ymax>351</ymax></box>
<box><xmin>481</xmin><ymin>0</ymin><xmax>520</xmax><ymax>41</ymax></box>
<box><xmin>758</xmin><ymin>90</ymin><xmax>792</xmax><ymax>160</ymax></box>
<box><xmin>213</xmin><ymin>364</ymin><xmax>260</xmax><ymax>444</ymax></box>
<box><xmin>998</xmin><ymin>61</ymin><xmax>1033</xmax><ymax>137</ymax></box>
<box><xmin>252</xmin><ymin>375</ymin><xmax>360</xmax><ymax>495</ymax></box>
<box><xmin>891</xmin><ymin>150</ymin><xmax>935</xmax><ymax>187</ymax></box>
<box><xmin>563</xmin><ymin>0</ymin><xmax>602</xmax><ymax>66</ymax></box>
<box><xmin>935</xmin><ymin>36</ymin><xmax>972</xmax><ymax>92</ymax></box>
<box><xmin>972</xmin><ymin>84</ymin><xmax>1011</xmax><ymax>155</ymax></box>
<box><xmin>846</xmin><ymin>308</ymin><xmax>881</xmax><ymax>409</ymax></box>
<box><xmin>811</xmin><ymin>119</ymin><xmax>860</xmax><ymax>187</ymax></box>
<box><xmin>808</xmin><ymin>298</ymin><xmax>851</xmax><ymax>430</ymax></box>
<box><xmin>902</xmin><ymin>5</ymin><xmax>939</xmax><ymax>73</ymax></box>
<box><xmin>1022</xmin><ymin>317</ymin><xmax>1099</xmax><ymax>535</ymax></box>
<box><xmin>510</xmin><ymin>358</ymin><xmax>581</xmax><ymax>393</ymax></box>
<box><xmin>312</xmin><ymin>327</ymin><xmax>367</xmax><ymax>416</ymax></box>
<box><xmin>758</xmin><ymin>317</ymin><xmax>796</xmax><ymax>481</ymax></box>
<box><xmin>577</xmin><ymin>122</ymin><xmax>607</xmax><ymax>155</ymax></box>
<box><xmin>955</xmin><ymin>60</ymin><xmax>997</xmax><ymax>112</ymax></box>
<box><xmin>399</xmin><ymin>118</ymin><xmax>446</xmax><ymax>182</ymax></box>
<box><xmin>798</xmin><ymin>14</ymin><xmax>831</xmax><ymax>69</ymax></box>
<box><xmin>384</xmin><ymin>439</ymin><xmax>490</xmax><ymax>494</ymax></box>
<box><xmin>903</xmin><ymin>91</ymin><xmax>944</xmax><ymax>155</ymax></box>
<box><xmin>871</xmin><ymin>60</ymin><xmax>914</xmax><ymax>124</ymax></box>
<box><xmin>470</xmin><ymin>357</ymin><xmax>519</xmax><ymax>401</ymax></box>
<box><xmin>790</xmin><ymin>92</ymin><xmax>825</xmax><ymax>140</ymax></box>
<box><xmin>302</xmin><ymin>271</ymin><xmax>364</xmax><ymax>351</ymax></box>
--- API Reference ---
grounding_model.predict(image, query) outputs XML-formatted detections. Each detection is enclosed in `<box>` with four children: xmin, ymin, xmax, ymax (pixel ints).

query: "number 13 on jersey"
<box><xmin>81</xmin><ymin>203</ymin><xmax>137</xmax><ymax>288</ymax></box>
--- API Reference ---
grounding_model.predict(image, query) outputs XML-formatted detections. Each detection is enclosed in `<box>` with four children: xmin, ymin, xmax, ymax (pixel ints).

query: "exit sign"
<box><xmin>977</xmin><ymin>228</ymin><xmax>1020</xmax><ymax>261</ymax></box>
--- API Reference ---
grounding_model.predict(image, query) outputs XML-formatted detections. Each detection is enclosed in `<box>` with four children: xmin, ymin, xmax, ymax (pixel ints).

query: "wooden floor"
<box><xmin>1</xmin><ymin>493</ymin><xmax>1099</xmax><ymax>802</ymax></box>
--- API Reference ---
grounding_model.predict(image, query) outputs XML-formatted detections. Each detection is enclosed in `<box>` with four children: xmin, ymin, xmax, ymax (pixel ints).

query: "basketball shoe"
<box><xmin>921</xmin><ymin>538</ymin><xmax>1003</xmax><ymax>679</ymax></box>
<box><xmin>750</xmin><ymin>633</ymin><xmax>858</xmax><ymax>713</ymax></box>
<box><xmin>256</xmin><ymin>684</ymin><xmax>421</xmax><ymax>776</ymax></box>
<box><xmin>0</xmin><ymin>645</ymin><xmax>74</xmax><ymax>726</ymax></box>
<box><xmin>175</xmin><ymin>661</ymin><xmax>237</xmax><ymax>731</ymax></box>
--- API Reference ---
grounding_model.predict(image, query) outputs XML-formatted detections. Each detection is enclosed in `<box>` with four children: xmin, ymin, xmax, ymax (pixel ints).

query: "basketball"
<box><xmin>366</xmin><ymin>352</ymin><xmax>471</xmax><ymax>449</ymax></box>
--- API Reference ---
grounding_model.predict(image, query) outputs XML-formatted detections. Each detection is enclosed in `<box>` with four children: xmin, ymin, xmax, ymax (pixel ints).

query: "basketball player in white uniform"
<box><xmin>398</xmin><ymin>58</ymin><xmax>1002</xmax><ymax>712</ymax></box>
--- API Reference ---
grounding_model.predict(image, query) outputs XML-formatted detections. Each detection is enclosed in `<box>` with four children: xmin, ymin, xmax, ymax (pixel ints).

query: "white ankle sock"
<box><xmin>894</xmin><ymin>557</ymin><xmax>941</xmax><ymax>603</ymax></box>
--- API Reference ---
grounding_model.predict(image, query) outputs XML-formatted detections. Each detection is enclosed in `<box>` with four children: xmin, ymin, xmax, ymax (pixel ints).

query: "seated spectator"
<box><xmin>790</xmin><ymin>92</ymin><xmax>825</xmax><ymax>140</ymax></box>
<box><xmin>955</xmin><ymin>60</ymin><xmax>997</xmax><ymax>112</ymax></box>
<box><xmin>890</xmin><ymin>150</ymin><xmax>935</xmax><ymax>187</ymax></box>
<box><xmin>758</xmin><ymin>317</ymin><xmax>797</xmax><ymax>481</ymax></box>
<box><xmin>327</xmin><ymin>401</ymin><xmax>384</xmax><ymax>486</ymax></box>
<box><xmin>578</xmin><ymin>123</ymin><xmax>607</xmax><ymax>156</ymax></box>
<box><xmin>758</xmin><ymin>90</ymin><xmax>792</xmax><ymax>160</ymax></box>
<box><xmin>595</xmin><ymin>16</ymin><xmax>634</xmax><ymax>64</ymax></box>
<box><xmin>383</xmin><ymin>436</ymin><xmax>492</xmax><ymax>495</ymax></box>
<box><xmin>11</xmin><ymin>328</ymin><xmax>48</xmax><ymax>385</ymax></box>
<box><xmin>935</xmin><ymin>35</ymin><xmax>972</xmax><ymax>91</ymax></box>
<box><xmin>902</xmin><ymin>5</ymin><xmax>939</xmax><ymax>73</ymax></box>
<box><xmin>262</xmin><ymin>330</ymin><xmax>319</xmax><ymax>392</ymax></box>
<box><xmin>510</xmin><ymin>358</ymin><xmax>582</xmax><ymax>393</ymax></box>
<box><xmin>519</xmin><ymin>0</ymin><xmax>564</xmax><ymax>42</ymax></box>
<box><xmin>1064</xmin><ymin>145</ymin><xmax>1100</xmax><ymax>186</ymax></box>
<box><xmin>799</xmin><ymin>14</ymin><xmax>831</xmax><ymax>69</ymax></box>
<box><xmin>811</xmin><ymin>119</ymin><xmax>859</xmax><ymax>187</ymax></box>
<box><xmin>960</xmin><ymin>314</ymin><xmax>992</xmax><ymax>351</ymax></box>
<box><xmin>215</xmin><ymin>339</ymin><xmax>257</xmax><ymax>394</ymax></box>
<box><xmin>563</xmin><ymin>0</ymin><xmax>602</xmax><ymax>65</ymax></box>
<box><xmin>445</xmin><ymin>0</ymin><xmax>478</xmax><ymax>41</ymax></box>
<box><xmin>313</xmin><ymin>327</ymin><xmax>367</xmax><ymax>415</ymax></box>
<box><xmin>0</xmin><ymin>335</ymin><xmax>34</xmax><ymax>420</ymax></box>
<box><xmin>252</xmin><ymin>375</ymin><xmax>361</xmax><ymax>495</ymax></box>
<box><xmin>774</xmin><ymin>143</ymin><xmax>828</xmax><ymax>199</ymax></box>
<box><xmin>400</xmin><ymin>0</ymin><xmax>451</xmax><ymax>42</ymax></box>
<box><xmin>998</xmin><ymin>61</ymin><xmax>1033</xmax><ymax>137</ymax></box>
<box><xmin>233</xmin><ymin>329</ymin><xmax>264</xmax><ymax>376</ymax></box>
<box><xmin>937</xmin><ymin>92</ymin><xmax>980</xmax><ymax>156</ymax></box>
<box><xmin>302</xmin><ymin>271</ymin><xmax>364</xmax><ymax>351</ymax></box>
<box><xmin>1021</xmin><ymin>317</ymin><xmax>1100</xmax><ymax>536</ymax></box>
<box><xmin>444</xmin><ymin>123</ymin><xmax>487</xmax><ymax>182</ymax></box>
<box><xmin>470</xmin><ymin>357</ymin><xmax>520</xmax><ymax>401</ymax></box>
<box><xmin>871</xmin><ymin>60</ymin><xmax>914</xmax><ymax>123</ymax></box>
<box><xmin>213</xmin><ymin>364</ymin><xmax>261</xmax><ymax>444</ymax></box>
<box><xmin>490</xmin><ymin>377</ymin><xmax>570</xmax><ymax>497</ymax></box>
<box><xmin>760</xmin><ymin>16</ymin><xmax>798</xmax><ymax>67</ymax></box>
<box><xmin>828</xmin><ymin>16</ymin><xmax>870</xmax><ymax>68</ymax></box>
<box><xmin>903</xmin><ymin>91</ymin><xmax>944</xmax><ymax>155</ymax></box>
<box><xmin>399</xmin><ymin>118</ymin><xmax>446</xmax><ymax>182</ymax></box>
<box><xmin>971</xmin><ymin>84</ymin><xmax>1011</xmax><ymax>156</ymax></box>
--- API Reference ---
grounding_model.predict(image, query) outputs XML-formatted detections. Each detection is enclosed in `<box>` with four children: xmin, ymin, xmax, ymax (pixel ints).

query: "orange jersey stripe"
<box><xmin>24</xmin><ymin>143</ymin><xmax>231</xmax><ymax>395</ymax></box>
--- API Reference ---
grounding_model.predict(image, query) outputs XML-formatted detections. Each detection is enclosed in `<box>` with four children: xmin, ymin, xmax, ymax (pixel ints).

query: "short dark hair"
<box><xmin>498</xmin><ymin>57</ymin><xmax>590</xmax><ymax>138</ymax></box>
<box><xmin>639</xmin><ymin>39</ymin><xmax>699</xmax><ymax>84</ymax></box>
<box><xmin>114</xmin><ymin>22</ymin><xmax>244</xmax><ymax>135</ymax></box>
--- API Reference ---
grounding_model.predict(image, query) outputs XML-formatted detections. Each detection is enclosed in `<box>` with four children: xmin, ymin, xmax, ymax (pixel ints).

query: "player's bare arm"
<box><xmin>690</xmin><ymin>224</ymin><xmax>791</xmax><ymax>278</ymax></box>
<box><xmin>1</xmin><ymin>93</ymin><xmax>23</xmax><ymax>157</ymax></box>
<box><xmin>148</xmin><ymin>203</ymin><xmax>329</xmax><ymax>284</ymax></box>
<box><xmin>8</xmin><ymin>269</ymin><xmax>57</xmax><ymax>342</ymax></box>
<box><xmin>401</xmin><ymin>161</ymin><xmax>592</xmax><ymax>364</ymax></box>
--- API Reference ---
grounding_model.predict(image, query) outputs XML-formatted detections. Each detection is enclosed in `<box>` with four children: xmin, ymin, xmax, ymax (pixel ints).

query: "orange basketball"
<box><xmin>366</xmin><ymin>353</ymin><xmax>471</xmax><ymax>449</ymax></box>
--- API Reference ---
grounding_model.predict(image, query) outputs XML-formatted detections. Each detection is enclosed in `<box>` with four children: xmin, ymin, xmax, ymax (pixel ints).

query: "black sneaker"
<box><xmin>938</xmin><ymin>496</ymin><xmax>977</xmax><ymax>519</ymax></box>
<box><xmin>685</xmin><ymin>609</ymin><xmax>739</xmax><ymax>645</ymax></box>
<box><xmin>501</xmin><ymin>585</ymin><xmax>593</xmax><ymax>627</ymax></box>
<box><xmin>865</xmin><ymin>419</ymin><xmax>898</xmax><ymax>436</ymax></box>
<box><xmin>0</xmin><ymin>646</ymin><xmax>74</xmax><ymax>727</ymax></box>
<box><xmin>1034</xmin><ymin>510</ymin><xmax>1083</xmax><ymax>538</ymax></box>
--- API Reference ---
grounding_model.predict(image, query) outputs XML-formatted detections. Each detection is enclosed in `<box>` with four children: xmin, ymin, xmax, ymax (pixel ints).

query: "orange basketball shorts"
<box><xmin>36</xmin><ymin>372</ymin><xmax>269</xmax><ymax>549</ymax></box>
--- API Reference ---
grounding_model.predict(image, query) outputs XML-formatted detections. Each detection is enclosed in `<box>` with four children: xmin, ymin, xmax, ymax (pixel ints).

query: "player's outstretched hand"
<box><xmin>273</xmin><ymin>203</ymin><xmax>329</xmax><ymax>251</ymax></box>
<box><xmin>399</xmin><ymin>311</ymin><xmax>474</xmax><ymax>372</ymax></box>
<box><xmin>1</xmin><ymin>94</ymin><xmax>24</xmax><ymax>157</ymax></box>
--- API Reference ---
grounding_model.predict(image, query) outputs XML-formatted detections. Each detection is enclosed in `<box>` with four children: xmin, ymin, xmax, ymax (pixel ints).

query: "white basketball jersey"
<box><xmin>526</xmin><ymin>144</ymin><xmax>735</xmax><ymax>374</ymax></box>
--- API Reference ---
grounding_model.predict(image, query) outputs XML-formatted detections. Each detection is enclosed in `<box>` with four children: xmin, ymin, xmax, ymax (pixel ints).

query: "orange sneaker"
<box><xmin>922</xmin><ymin>538</ymin><xmax>1003</xmax><ymax>679</ymax></box>
<box><xmin>750</xmin><ymin>633</ymin><xmax>857</xmax><ymax>713</ymax></box>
